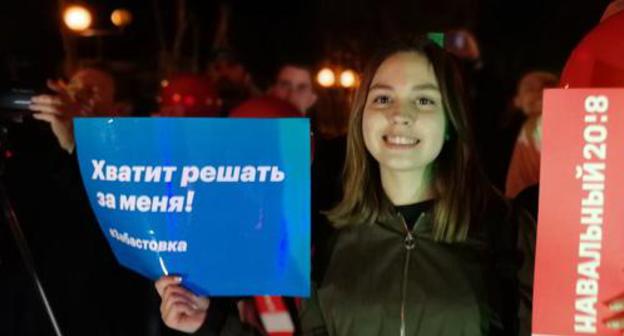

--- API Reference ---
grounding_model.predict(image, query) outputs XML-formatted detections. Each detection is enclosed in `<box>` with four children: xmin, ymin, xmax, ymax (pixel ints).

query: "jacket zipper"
<box><xmin>399</xmin><ymin>213</ymin><xmax>422</xmax><ymax>336</ymax></box>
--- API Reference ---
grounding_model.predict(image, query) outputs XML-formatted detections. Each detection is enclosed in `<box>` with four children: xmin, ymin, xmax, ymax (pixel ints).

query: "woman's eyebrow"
<box><xmin>411</xmin><ymin>83</ymin><xmax>439</xmax><ymax>91</ymax></box>
<box><xmin>369</xmin><ymin>83</ymin><xmax>440</xmax><ymax>91</ymax></box>
<box><xmin>369</xmin><ymin>83</ymin><xmax>393</xmax><ymax>91</ymax></box>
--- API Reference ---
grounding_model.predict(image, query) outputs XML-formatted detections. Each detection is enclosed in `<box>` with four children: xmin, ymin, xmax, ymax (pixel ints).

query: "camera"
<box><xmin>0</xmin><ymin>88</ymin><xmax>37</xmax><ymax>119</ymax></box>
<box><xmin>0</xmin><ymin>88</ymin><xmax>36</xmax><ymax>111</ymax></box>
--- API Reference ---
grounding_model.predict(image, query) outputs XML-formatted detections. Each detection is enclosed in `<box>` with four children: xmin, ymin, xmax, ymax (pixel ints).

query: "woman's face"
<box><xmin>362</xmin><ymin>52</ymin><xmax>447</xmax><ymax>175</ymax></box>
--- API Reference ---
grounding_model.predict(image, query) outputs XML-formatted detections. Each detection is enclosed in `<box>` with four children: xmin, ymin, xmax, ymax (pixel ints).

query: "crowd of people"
<box><xmin>1</xmin><ymin>3</ymin><xmax>624</xmax><ymax>335</ymax></box>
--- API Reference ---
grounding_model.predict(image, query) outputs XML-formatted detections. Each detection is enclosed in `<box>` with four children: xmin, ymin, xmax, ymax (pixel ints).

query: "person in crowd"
<box><xmin>155</xmin><ymin>74</ymin><xmax>222</xmax><ymax>117</ymax></box>
<box><xmin>505</xmin><ymin>71</ymin><xmax>558</xmax><ymax>198</ymax></box>
<box><xmin>207</xmin><ymin>50</ymin><xmax>262</xmax><ymax>115</ymax></box>
<box><xmin>268</xmin><ymin>63</ymin><xmax>318</xmax><ymax>115</ymax></box>
<box><xmin>601</xmin><ymin>0</ymin><xmax>624</xmax><ymax>21</ymax></box>
<box><xmin>266</xmin><ymin>62</ymin><xmax>344</xmax><ymax>279</ymax></box>
<box><xmin>511</xmin><ymin>0</ymin><xmax>624</xmax><ymax>219</ymax></box>
<box><xmin>5</xmin><ymin>65</ymin><xmax>158</xmax><ymax>336</ymax></box>
<box><xmin>299</xmin><ymin>36</ymin><xmax>535</xmax><ymax>336</ymax></box>
<box><xmin>29</xmin><ymin>66</ymin><xmax>131</xmax><ymax>153</ymax></box>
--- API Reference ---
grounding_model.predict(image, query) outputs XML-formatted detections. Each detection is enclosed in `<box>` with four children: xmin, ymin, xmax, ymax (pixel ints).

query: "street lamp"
<box><xmin>111</xmin><ymin>8</ymin><xmax>133</xmax><ymax>28</ymax></box>
<box><xmin>63</xmin><ymin>5</ymin><xmax>92</xmax><ymax>32</ymax></box>
<box><xmin>339</xmin><ymin>69</ymin><xmax>357</xmax><ymax>88</ymax></box>
<box><xmin>317</xmin><ymin>68</ymin><xmax>336</xmax><ymax>88</ymax></box>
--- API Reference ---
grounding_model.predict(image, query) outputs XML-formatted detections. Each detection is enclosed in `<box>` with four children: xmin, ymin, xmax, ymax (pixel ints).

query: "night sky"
<box><xmin>0</xmin><ymin>0</ymin><xmax>613</xmax><ymax>94</ymax></box>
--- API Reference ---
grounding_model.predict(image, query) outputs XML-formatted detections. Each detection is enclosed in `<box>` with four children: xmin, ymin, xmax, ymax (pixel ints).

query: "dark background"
<box><xmin>0</xmin><ymin>0</ymin><xmax>612</xmax><ymax>93</ymax></box>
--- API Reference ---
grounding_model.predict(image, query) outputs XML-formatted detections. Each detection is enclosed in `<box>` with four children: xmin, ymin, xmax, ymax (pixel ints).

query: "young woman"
<box><xmin>298</xmin><ymin>37</ymin><xmax>534</xmax><ymax>336</ymax></box>
<box><xmin>154</xmin><ymin>36</ymin><xmax>624</xmax><ymax>335</ymax></box>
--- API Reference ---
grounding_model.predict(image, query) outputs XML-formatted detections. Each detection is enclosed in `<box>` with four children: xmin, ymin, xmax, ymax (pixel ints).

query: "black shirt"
<box><xmin>395</xmin><ymin>199</ymin><xmax>435</xmax><ymax>231</ymax></box>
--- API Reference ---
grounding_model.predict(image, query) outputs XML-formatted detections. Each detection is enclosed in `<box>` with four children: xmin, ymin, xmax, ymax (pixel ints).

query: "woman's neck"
<box><xmin>380</xmin><ymin>165</ymin><xmax>434</xmax><ymax>206</ymax></box>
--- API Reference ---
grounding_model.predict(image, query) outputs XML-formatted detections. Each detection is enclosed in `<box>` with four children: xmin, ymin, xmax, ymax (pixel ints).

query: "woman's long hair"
<box><xmin>327</xmin><ymin>36</ymin><xmax>493</xmax><ymax>242</ymax></box>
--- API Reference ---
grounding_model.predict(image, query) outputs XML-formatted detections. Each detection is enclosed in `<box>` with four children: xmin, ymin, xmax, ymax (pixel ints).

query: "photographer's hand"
<box><xmin>29</xmin><ymin>79</ymin><xmax>93</xmax><ymax>154</ymax></box>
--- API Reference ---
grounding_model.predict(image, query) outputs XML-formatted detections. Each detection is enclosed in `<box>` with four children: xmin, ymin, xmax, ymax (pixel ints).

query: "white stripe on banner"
<box><xmin>260</xmin><ymin>312</ymin><xmax>295</xmax><ymax>333</ymax></box>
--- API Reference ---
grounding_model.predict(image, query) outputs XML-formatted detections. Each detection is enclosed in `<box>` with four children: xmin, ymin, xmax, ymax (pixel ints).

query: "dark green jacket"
<box><xmin>300</xmin><ymin>202</ymin><xmax>535</xmax><ymax>336</ymax></box>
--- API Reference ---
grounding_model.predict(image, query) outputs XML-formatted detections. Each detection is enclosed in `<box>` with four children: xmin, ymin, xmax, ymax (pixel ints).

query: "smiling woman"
<box><xmin>300</xmin><ymin>36</ymin><xmax>535</xmax><ymax>336</ymax></box>
<box><xmin>362</xmin><ymin>52</ymin><xmax>447</xmax><ymax>205</ymax></box>
<box><xmin>328</xmin><ymin>37</ymin><xmax>485</xmax><ymax>243</ymax></box>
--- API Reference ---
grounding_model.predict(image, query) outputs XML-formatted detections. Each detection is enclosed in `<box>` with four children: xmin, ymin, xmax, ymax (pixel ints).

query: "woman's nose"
<box><xmin>389</xmin><ymin>108</ymin><xmax>414</xmax><ymax>126</ymax></box>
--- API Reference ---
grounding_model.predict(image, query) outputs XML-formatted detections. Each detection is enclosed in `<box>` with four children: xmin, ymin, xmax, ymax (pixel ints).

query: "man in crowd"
<box><xmin>268</xmin><ymin>63</ymin><xmax>318</xmax><ymax>115</ymax></box>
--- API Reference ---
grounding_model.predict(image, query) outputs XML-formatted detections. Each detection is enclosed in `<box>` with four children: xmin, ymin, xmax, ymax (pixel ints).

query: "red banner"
<box><xmin>254</xmin><ymin>296</ymin><xmax>294</xmax><ymax>335</ymax></box>
<box><xmin>533</xmin><ymin>89</ymin><xmax>624</xmax><ymax>335</ymax></box>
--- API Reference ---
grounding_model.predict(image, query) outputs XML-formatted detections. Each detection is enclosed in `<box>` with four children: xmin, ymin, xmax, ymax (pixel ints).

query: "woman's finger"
<box><xmin>162</xmin><ymin>293</ymin><xmax>200</xmax><ymax>324</ymax></box>
<box><xmin>163</xmin><ymin>285</ymin><xmax>208</xmax><ymax>309</ymax></box>
<box><xmin>161</xmin><ymin>292</ymin><xmax>197</xmax><ymax>316</ymax></box>
<box><xmin>606</xmin><ymin>292</ymin><xmax>624</xmax><ymax>313</ymax></box>
<box><xmin>163</xmin><ymin>302</ymin><xmax>198</xmax><ymax>329</ymax></box>
<box><xmin>610</xmin><ymin>299</ymin><xmax>624</xmax><ymax>313</ymax></box>
<box><xmin>160</xmin><ymin>291</ymin><xmax>190</xmax><ymax>316</ymax></box>
<box><xmin>195</xmin><ymin>295</ymin><xmax>210</xmax><ymax>311</ymax></box>
<box><xmin>154</xmin><ymin>275</ymin><xmax>182</xmax><ymax>297</ymax></box>
<box><xmin>604</xmin><ymin>311</ymin><xmax>624</xmax><ymax>330</ymax></box>
<box><xmin>163</xmin><ymin>286</ymin><xmax>210</xmax><ymax>310</ymax></box>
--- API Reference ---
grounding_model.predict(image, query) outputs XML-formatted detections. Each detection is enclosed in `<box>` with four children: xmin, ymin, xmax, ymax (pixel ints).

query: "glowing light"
<box><xmin>317</xmin><ymin>68</ymin><xmax>335</xmax><ymax>87</ymax></box>
<box><xmin>160</xmin><ymin>79</ymin><xmax>169</xmax><ymax>88</ymax></box>
<box><xmin>340</xmin><ymin>69</ymin><xmax>357</xmax><ymax>88</ymax></box>
<box><xmin>63</xmin><ymin>5</ymin><xmax>92</xmax><ymax>32</ymax></box>
<box><xmin>111</xmin><ymin>9</ymin><xmax>133</xmax><ymax>28</ymax></box>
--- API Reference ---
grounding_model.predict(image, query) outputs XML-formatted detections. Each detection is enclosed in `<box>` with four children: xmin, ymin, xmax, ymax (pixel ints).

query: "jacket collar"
<box><xmin>376</xmin><ymin>208</ymin><xmax>434</xmax><ymax>236</ymax></box>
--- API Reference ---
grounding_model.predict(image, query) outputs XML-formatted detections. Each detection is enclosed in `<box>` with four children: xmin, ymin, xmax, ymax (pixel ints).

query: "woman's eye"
<box><xmin>372</xmin><ymin>95</ymin><xmax>391</xmax><ymax>105</ymax></box>
<box><xmin>416</xmin><ymin>97</ymin><xmax>436</xmax><ymax>107</ymax></box>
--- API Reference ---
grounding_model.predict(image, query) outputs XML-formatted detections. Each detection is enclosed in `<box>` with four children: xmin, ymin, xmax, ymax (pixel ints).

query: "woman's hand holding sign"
<box><xmin>155</xmin><ymin>275</ymin><xmax>210</xmax><ymax>333</ymax></box>
<box><xmin>605</xmin><ymin>291</ymin><xmax>624</xmax><ymax>331</ymax></box>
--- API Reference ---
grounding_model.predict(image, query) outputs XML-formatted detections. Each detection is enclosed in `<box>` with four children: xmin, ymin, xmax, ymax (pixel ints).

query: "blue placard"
<box><xmin>74</xmin><ymin>117</ymin><xmax>310</xmax><ymax>297</ymax></box>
